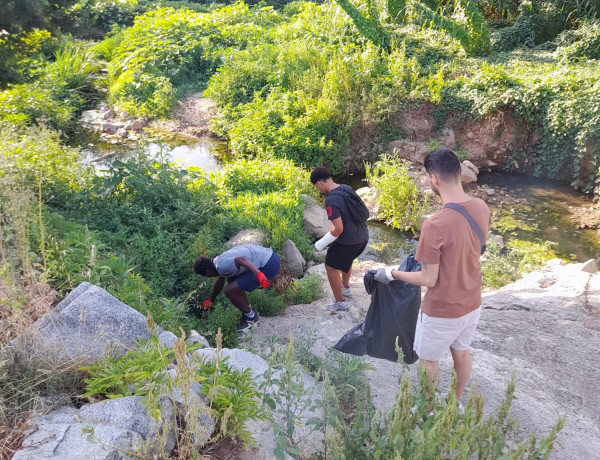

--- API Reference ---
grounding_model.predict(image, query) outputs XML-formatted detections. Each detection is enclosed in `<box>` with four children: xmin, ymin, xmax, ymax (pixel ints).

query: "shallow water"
<box><xmin>339</xmin><ymin>172</ymin><xmax>599</xmax><ymax>264</ymax></box>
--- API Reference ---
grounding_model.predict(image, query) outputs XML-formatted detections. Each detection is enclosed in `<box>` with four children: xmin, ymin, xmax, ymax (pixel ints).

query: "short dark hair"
<box><xmin>310</xmin><ymin>167</ymin><xmax>332</xmax><ymax>184</ymax></box>
<box><xmin>193</xmin><ymin>256</ymin><xmax>216</xmax><ymax>276</ymax></box>
<box><xmin>424</xmin><ymin>149</ymin><xmax>461</xmax><ymax>183</ymax></box>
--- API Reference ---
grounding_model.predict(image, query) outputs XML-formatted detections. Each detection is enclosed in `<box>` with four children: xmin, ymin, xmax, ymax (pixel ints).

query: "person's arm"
<box><xmin>235</xmin><ymin>256</ymin><xmax>271</xmax><ymax>288</ymax></box>
<box><xmin>234</xmin><ymin>256</ymin><xmax>260</xmax><ymax>275</ymax></box>
<box><xmin>393</xmin><ymin>263</ymin><xmax>439</xmax><ymax>287</ymax></box>
<box><xmin>330</xmin><ymin>216</ymin><xmax>343</xmax><ymax>237</ymax></box>
<box><xmin>375</xmin><ymin>263</ymin><xmax>439</xmax><ymax>288</ymax></box>
<box><xmin>208</xmin><ymin>276</ymin><xmax>226</xmax><ymax>301</ymax></box>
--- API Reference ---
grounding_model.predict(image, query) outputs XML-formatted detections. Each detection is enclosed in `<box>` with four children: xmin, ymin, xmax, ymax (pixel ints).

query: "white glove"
<box><xmin>315</xmin><ymin>231</ymin><xmax>338</xmax><ymax>251</ymax></box>
<box><xmin>374</xmin><ymin>267</ymin><xmax>395</xmax><ymax>284</ymax></box>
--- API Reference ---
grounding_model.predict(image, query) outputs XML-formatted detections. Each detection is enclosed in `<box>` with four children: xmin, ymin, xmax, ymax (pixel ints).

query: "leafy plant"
<box><xmin>365</xmin><ymin>154</ymin><xmax>428</xmax><ymax>231</ymax></box>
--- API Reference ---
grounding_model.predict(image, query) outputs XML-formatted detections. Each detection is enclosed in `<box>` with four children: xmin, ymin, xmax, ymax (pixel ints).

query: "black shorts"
<box><xmin>325</xmin><ymin>240</ymin><xmax>368</xmax><ymax>273</ymax></box>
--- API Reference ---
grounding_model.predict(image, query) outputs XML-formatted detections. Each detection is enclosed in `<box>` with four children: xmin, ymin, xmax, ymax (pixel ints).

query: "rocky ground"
<box><xmin>252</xmin><ymin>259</ymin><xmax>600</xmax><ymax>460</ymax></box>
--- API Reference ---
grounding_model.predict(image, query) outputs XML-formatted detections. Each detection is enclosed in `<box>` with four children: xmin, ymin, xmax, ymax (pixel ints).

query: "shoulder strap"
<box><xmin>443</xmin><ymin>203</ymin><xmax>486</xmax><ymax>255</ymax></box>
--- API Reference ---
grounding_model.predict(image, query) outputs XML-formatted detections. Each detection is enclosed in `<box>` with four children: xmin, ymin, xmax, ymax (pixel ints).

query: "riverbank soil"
<box><xmin>252</xmin><ymin>259</ymin><xmax>600</xmax><ymax>459</ymax></box>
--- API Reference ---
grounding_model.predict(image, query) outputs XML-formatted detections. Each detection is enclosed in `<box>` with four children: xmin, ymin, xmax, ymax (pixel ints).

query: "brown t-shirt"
<box><xmin>415</xmin><ymin>198</ymin><xmax>490</xmax><ymax>318</ymax></box>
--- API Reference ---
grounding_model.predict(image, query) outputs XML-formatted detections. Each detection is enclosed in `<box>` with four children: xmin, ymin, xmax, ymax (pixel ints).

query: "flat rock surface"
<box><xmin>252</xmin><ymin>260</ymin><xmax>600</xmax><ymax>460</ymax></box>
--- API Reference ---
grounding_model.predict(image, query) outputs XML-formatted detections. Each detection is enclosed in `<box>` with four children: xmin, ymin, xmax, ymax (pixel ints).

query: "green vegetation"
<box><xmin>1</xmin><ymin>0</ymin><xmax>594</xmax><ymax>456</ymax></box>
<box><xmin>252</xmin><ymin>334</ymin><xmax>565</xmax><ymax>459</ymax></box>
<box><xmin>365</xmin><ymin>154</ymin><xmax>428</xmax><ymax>230</ymax></box>
<box><xmin>482</xmin><ymin>240</ymin><xmax>559</xmax><ymax>288</ymax></box>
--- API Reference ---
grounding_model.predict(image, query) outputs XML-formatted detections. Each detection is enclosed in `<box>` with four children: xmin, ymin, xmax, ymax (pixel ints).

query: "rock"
<box><xmin>187</xmin><ymin>330</ymin><xmax>210</xmax><ymax>349</ymax></box>
<box><xmin>119</xmin><ymin>111</ymin><xmax>129</xmax><ymax>119</ymax></box>
<box><xmin>440</xmin><ymin>127</ymin><xmax>456</xmax><ymax>148</ymax></box>
<box><xmin>466</xmin><ymin>131</ymin><xmax>475</xmax><ymax>139</ymax></box>
<box><xmin>101</xmin><ymin>123</ymin><xmax>119</xmax><ymax>134</ymax></box>
<box><xmin>116</xmin><ymin>128</ymin><xmax>128</xmax><ymax>138</ymax></box>
<box><xmin>14</xmin><ymin>397</ymin><xmax>175</xmax><ymax>460</ymax></box>
<box><xmin>281</xmin><ymin>239</ymin><xmax>306</xmax><ymax>277</ymax></box>
<box><xmin>224</xmin><ymin>229</ymin><xmax>267</xmax><ymax>249</ymax></box>
<box><xmin>460</xmin><ymin>163</ymin><xmax>478</xmax><ymax>184</ymax></box>
<box><xmin>158</xmin><ymin>331</ymin><xmax>177</xmax><ymax>349</ymax></box>
<box><xmin>485</xmin><ymin>188</ymin><xmax>496</xmax><ymax>196</ymax></box>
<box><xmin>581</xmin><ymin>259</ymin><xmax>597</xmax><ymax>274</ymax></box>
<box><xmin>102</xmin><ymin>109</ymin><xmax>116</xmax><ymax>120</ymax></box>
<box><xmin>132</xmin><ymin>119</ymin><xmax>146</xmax><ymax>131</ymax></box>
<box><xmin>301</xmin><ymin>194</ymin><xmax>330</xmax><ymax>238</ymax></box>
<box><xmin>306</xmin><ymin>263</ymin><xmax>327</xmax><ymax>281</ymax></box>
<box><xmin>487</xmin><ymin>234</ymin><xmax>504</xmax><ymax>247</ymax></box>
<box><xmin>81</xmin><ymin>110</ymin><xmax>100</xmax><ymax>125</ymax></box>
<box><xmin>423</xmin><ymin>188</ymin><xmax>436</xmax><ymax>198</ymax></box>
<box><xmin>387</xmin><ymin>140</ymin><xmax>428</xmax><ymax>165</ymax></box>
<box><xmin>463</xmin><ymin>160</ymin><xmax>479</xmax><ymax>175</ymax></box>
<box><xmin>123</xmin><ymin>123</ymin><xmax>132</xmax><ymax>131</ymax></box>
<box><xmin>306</xmin><ymin>260</ymin><xmax>315</xmax><ymax>270</ymax></box>
<box><xmin>11</xmin><ymin>283</ymin><xmax>161</xmax><ymax>366</ymax></box>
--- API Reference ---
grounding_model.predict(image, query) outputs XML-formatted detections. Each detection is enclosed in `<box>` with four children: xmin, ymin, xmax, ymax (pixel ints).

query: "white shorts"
<box><xmin>413</xmin><ymin>307</ymin><xmax>481</xmax><ymax>362</ymax></box>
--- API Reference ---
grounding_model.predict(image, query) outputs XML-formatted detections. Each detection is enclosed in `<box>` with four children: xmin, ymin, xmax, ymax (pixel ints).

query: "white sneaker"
<box><xmin>341</xmin><ymin>285</ymin><xmax>352</xmax><ymax>298</ymax></box>
<box><xmin>458</xmin><ymin>402</ymin><xmax>465</xmax><ymax>417</ymax></box>
<box><xmin>326</xmin><ymin>299</ymin><xmax>350</xmax><ymax>311</ymax></box>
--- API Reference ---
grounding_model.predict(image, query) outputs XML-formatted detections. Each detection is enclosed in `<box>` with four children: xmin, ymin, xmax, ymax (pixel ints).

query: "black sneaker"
<box><xmin>237</xmin><ymin>308</ymin><xmax>260</xmax><ymax>332</ymax></box>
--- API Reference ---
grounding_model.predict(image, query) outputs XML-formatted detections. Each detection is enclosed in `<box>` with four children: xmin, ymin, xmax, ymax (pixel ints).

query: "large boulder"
<box><xmin>281</xmin><ymin>239</ymin><xmax>306</xmax><ymax>277</ymax></box>
<box><xmin>301</xmin><ymin>194</ymin><xmax>330</xmax><ymax>238</ymax></box>
<box><xmin>14</xmin><ymin>396</ymin><xmax>175</xmax><ymax>460</ymax></box>
<box><xmin>225</xmin><ymin>229</ymin><xmax>267</xmax><ymax>249</ymax></box>
<box><xmin>10</xmin><ymin>282</ymin><xmax>160</xmax><ymax>365</ymax></box>
<box><xmin>472</xmin><ymin>260</ymin><xmax>600</xmax><ymax>458</ymax></box>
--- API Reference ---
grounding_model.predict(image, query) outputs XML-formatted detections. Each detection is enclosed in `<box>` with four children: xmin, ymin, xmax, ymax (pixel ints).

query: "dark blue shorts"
<box><xmin>232</xmin><ymin>252</ymin><xmax>281</xmax><ymax>292</ymax></box>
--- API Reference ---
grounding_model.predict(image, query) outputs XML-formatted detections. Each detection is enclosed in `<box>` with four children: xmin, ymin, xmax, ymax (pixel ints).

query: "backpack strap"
<box><xmin>443</xmin><ymin>203</ymin><xmax>486</xmax><ymax>255</ymax></box>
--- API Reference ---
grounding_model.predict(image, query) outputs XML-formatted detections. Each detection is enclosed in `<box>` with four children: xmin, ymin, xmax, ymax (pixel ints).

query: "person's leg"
<box><xmin>341</xmin><ymin>265</ymin><xmax>352</xmax><ymax>289</ymax></box>
<box><xmin>224</xmin><ymin>280</ymin><xmax>251</xmax><ymax>314</ymax></box>
<box><xmin>326</xmin><ymin>264</ymin><xmax>344</xmax><ymax>302</ymax></box>
<box><xmin>450</xmin><ymin>347</ymin><xmax>471</xmax><ymax>400</ymax></box>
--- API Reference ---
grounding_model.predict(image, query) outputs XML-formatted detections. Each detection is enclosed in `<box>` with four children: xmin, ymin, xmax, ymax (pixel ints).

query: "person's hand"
<box><xmin>315</xmin><ymin>231</ymin><xmax>338</xmax><ymax>251</ymax></box>
<box><xmin>202</xmin><ymin>299</ymin><xmax>212</xmax><ymax>310</ymax></box>
<box><xmin>374</xmin><ymin>267</ymin><xmax>394</xmax><ymax>284</ymax></box>
<box><xmin>257</xmin><ymin>272</ymin><xmax>271</xmax><ymax>289</ymax></box>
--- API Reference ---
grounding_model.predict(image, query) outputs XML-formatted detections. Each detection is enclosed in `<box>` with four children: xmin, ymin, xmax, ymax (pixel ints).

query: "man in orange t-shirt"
<box><xmin>375</xmin><ymin>149</ymin><xmax>490</xmax><ymax>408</ymax></box>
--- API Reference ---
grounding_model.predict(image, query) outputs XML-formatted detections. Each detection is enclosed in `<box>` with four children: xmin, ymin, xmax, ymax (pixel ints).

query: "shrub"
<box><xmin>556</xmin><ymin>20</ymin><xmax>600</xmax><ymax>61</ymax></box>
<box><xmin>324</xmin><ymin>367</ymin><xmax>565</xmax><ymax>459</ymax></box>
<box><xmin>365</xmin><ymin>154</ymin><xmax>428</xmax><ymax>231</ymax></box>
<box><xmin>481</xmin><ymin>240</ymin><xmax>559</xmax><ymax>288</ymax></box>
<box><xmin>249</xmin><ymin>273</ymin><xmax>323</xmax><ymax>316</ymax></box>
<box><xmin>211</xmin><ymin>157</ymin><xmax>314</xmax><ymax>254</ymax></box>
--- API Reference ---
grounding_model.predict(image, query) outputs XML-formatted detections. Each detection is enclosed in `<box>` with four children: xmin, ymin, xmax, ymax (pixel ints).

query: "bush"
<box><xmin>211</xmin><ymin>157</ymin><xmax>314</xmax><ymax>254</ymax></box>
<box><xmin>249</xmin><ymin>273</ymin><xmax>323</xmax><ymax>316</ymax></box>
<box><xmin>61</xmin><ymin>152</ymin><xmax>227</xmax><ymax>298</ymax></box>
<box><xmin>365</xmin><ymin>154</ymin><xmax>428</xmax><ymax>231</ymax></box>
<box><xmin>481</xmin><ymin>240</ymin><xmax>559</xmax><ymax>288</ymax></box>
<box><xmin>556</xmin><ymin>20</ymin><xmax>600</xmax><ymax>60</ymax></box>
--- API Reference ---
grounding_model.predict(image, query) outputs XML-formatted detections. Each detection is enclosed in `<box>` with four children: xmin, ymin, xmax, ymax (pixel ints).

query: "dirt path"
<box><xmin>151</xmin><ymin>92</ymin><xmax>218</xmax><ymax>138</ymax></box>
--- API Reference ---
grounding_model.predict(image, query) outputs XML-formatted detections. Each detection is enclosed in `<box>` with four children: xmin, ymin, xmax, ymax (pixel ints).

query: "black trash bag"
<box><xmin>333</xmin><ymin>255</ymin><xmax>421</xmax><ymax>364</ymax></box>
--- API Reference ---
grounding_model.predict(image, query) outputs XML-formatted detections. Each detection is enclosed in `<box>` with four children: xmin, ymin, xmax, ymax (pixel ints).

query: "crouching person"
<box><xmin>194</xmin><ymin>245</ymin><xmax>280</xmax><ymax>332</ymax></box>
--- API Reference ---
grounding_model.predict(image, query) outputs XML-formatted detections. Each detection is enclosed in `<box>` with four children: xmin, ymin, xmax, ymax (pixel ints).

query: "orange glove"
<box><xmin>257</xmin><ymin>272</ymin><xmax>271</xmax><ymax>289</ymax></box>
<box><xmin>202</xmin><ymin>299</ymin><xmax>212</xmax><ymax>310</ymax></box>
